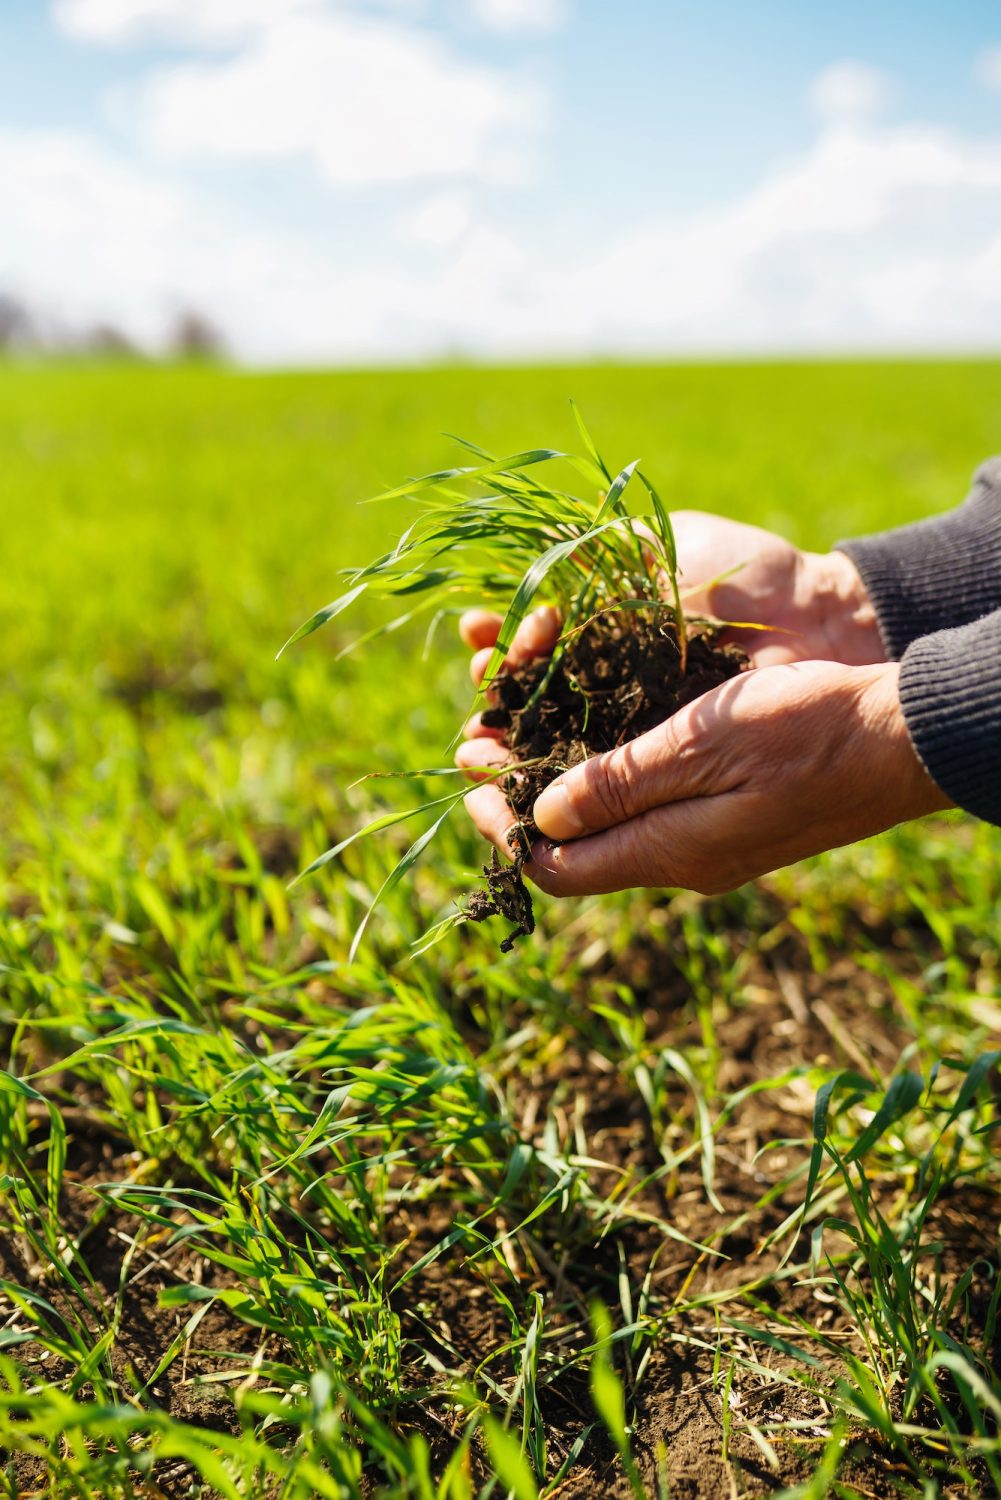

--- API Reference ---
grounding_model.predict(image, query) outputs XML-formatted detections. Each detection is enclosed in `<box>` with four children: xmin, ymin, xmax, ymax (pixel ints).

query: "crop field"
<box><xmin>2</xmin><ymin>358</ymin><xmax>1001</xmax><ymax>1499</ymax></box>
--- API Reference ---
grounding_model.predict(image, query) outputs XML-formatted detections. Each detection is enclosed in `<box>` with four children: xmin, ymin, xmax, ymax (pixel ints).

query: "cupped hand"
<box><xmin>460</xmin><ymin>656</ymin><xmax>952</xmax><ymax>898</ymax></box>
<box><xmin>668</xmin><ymin>512</ymin><xmax>885</xmax><ymax>667</ymax></box>
<box><xmin>455</xmin><ymin>516</ymin><xmax>901</xmax><ymax>901</ymax></box>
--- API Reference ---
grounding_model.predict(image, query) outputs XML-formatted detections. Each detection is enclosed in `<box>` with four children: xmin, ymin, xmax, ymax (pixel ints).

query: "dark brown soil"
<box><xmin>467</xmin><ymin>613</ymin><xmax>747</xmax><ymax>948</ymax></box>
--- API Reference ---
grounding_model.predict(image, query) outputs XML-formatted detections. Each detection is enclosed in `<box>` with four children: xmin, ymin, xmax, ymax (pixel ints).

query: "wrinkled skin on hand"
<box><xmin>456</xmin><ymin>513</ymin><xmax>951</xmax><ymax>899</ymax></box>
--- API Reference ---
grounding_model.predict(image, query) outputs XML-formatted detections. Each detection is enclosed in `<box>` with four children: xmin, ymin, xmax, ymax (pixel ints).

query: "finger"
<box><xmin>532</xmin><ymin>676</ymin><xmax>747</xmax><ymax>841</ymax></box>
<box><xmin>510</xmin><ymin>605</ymin><xmax>561</xmax><ymax>664</ymax></box>
<box><xmin>470</xmin><ymin>646</ymin><xmax>496</xmax><ymax>687</ymax></box>
<box><xmin>528</xmin><ymin>812</ymin><xmax>666</xmax><ymax>896</ymax></box>
<box><xmin>469</xmin><ymin>605</ymin><xmax>562</xmax><ymax>687</ymax></box>
<box><xmin>455</xmin><ymin>736</ymin><xmax>509</xmax><ymax>783</ymax></box>
<box><xmin>720</xmin><ymin>628</ymin><xmax>802</xmax><ymax>668</ymax></box>
<box><xmin>459</xmin><ymin>609</ymin><xmax>502</xmax><ymax>650</ymax></box>
<box><xmin>464</xmin><ymin>782</ymin><xmax>520</xmax><ymax>850</ymax></box>
<box><xmin>463</xmin><ymin>780</ymin><xmax>593</xmax><ymax>902</ymax></box>
<box><xmin>529</xmin><ymin>796</ymin><xmax>741</xmax><ymax>899</ymax></box>
<box><xmin>464</xmin><ymin>712</ymin><xmax>506</xmax><ymax>741</ymax></box>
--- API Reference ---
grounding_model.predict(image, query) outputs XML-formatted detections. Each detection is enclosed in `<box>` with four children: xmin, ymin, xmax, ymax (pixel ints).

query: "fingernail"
<box><xmin>533</xmin><ymin>783</ymin><xmax>583</xmax><ymax>840</ymax></box>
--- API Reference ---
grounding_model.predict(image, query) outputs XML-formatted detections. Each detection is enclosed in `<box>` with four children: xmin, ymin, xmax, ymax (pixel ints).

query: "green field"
<box><xmin>2</xmin><ymin>359</ymin><xmax>1001</xmax><ymax>1498</ymax></box>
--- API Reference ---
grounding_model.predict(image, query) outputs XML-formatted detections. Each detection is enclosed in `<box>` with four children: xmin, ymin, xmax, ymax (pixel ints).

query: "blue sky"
<box><xmin>2</xmin><ymin>0</ymin><xmax>1001</xmax><ymax>362</ymax></box>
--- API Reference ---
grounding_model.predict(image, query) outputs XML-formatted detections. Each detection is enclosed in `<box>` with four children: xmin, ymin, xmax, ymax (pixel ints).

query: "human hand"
<box><xmin>668</xmin><ymin>512</ymin><xmax>884</xmax><ymax>667</ymax></box>
<box><xmin>459</xmin><ymin>656</ymin><xmax>952</xmax><ymax>898</ymax></box>
<box><xmin>455</xmin><ymin>512</ymin><xmax>887</xmax><ymax>881</ymax></box>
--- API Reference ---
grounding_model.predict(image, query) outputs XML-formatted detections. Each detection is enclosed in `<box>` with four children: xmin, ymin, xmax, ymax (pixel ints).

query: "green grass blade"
<box><xmin>570</xmin><ymin>399</ymin><xmax>611</xmax><ymax>482</ymax></box>
<box><xmin>367</xmin><ymin>450</ymin><xmax>567</xmax><ymax>503</ymax></box>
<box><xmin>844</xmin><ymin>1071</ymin><xmax>924</xmax><ymax>1163</ymax></box>
<box><xmin>592</xmin><ymin>459</ymin><xmax>640</xmax><ymax>525</ymax></box>
<box><xmin>348</xmin><ymin>804</ymin><xmax>459</xmax><ymax>963</ymax></box>
<box><xmin>276</xmin><ymin>580</ymin><xmax>368</xmax><ymax>658</ymax></box>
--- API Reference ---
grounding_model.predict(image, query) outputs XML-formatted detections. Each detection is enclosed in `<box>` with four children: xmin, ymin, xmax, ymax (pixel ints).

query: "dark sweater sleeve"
<box><xmin>899</xmin><ymin>611</ymin><xmax>1001</xmax><ymax>826</ymax></box>
<box><xmin>836</xmin><ymin>457</ymin><xmax>1001</xmax><ymax>659</ymax></box>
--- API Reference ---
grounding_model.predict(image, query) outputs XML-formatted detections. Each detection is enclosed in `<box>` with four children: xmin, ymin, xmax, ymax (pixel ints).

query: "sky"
<box><xmin>2</xmin><ymin>0</ymin><xmax>1001</xmax><ymax>363</ymax></box>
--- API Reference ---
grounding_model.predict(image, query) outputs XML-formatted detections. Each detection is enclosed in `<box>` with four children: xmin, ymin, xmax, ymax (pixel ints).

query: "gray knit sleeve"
<box><xmin>899</xmin><ymin>611</ymin><xmax>1001</xmax><ymax>826</ymax></box>
<box><xmin>836</xmin><ymin>457</ymin><xmax>1001</xmax><ymax>660</ymax></box>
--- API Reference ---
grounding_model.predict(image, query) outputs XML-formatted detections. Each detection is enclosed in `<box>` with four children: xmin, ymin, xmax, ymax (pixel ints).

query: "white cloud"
<box><xmin>976</xmin><ymin>46</ymin><xmax>1001</xmax><ymax>90</ymax></box>
<box><xmin>810</xmin><ymin>61</ymin><xmax>893</xmax><ymax>124</ymax></box>
<box><xmin>57</xmin><ymin>2</ymin><xmax>546</xmax><ymax>188</ymax></box>
<box><xmin>535</xmin><ymin>120</ymin><xmax>1001</xmax><ymax>354</ymax></box>
<box><xmin>405</xmin><ymin>193</ymin><xmax>473</xmax><ymax>247</ymax></box>
<box><xmin>53</xmin><ymin>0</ymin><xmax>318</xmax><ymax>46</ymax></box>
<box><xmin>424</xmin><ymin>115</ymin><xmax>1001</xmax><ymax>357</ymax></box>
<box><xmin>54</xmin><ymin>0</ymin><xmax>426</xmax><ymax>45</ymax></box>
<box><xmin>0</xmin><ymin>127</ymin><xmax>358</xmax><ymax>358</ymax></box>
<box><xmin>6</xmin><ymin>57</ymin><xmax>1001</xmax><ymax>362</ymax></box>
<box><xmin>129</xmin><ymin>10</ymin><xmax>541</xmax><ymax>186</ymax></box>
<box><xmin>0</xmin><ymin>129</ymin><xmax>186</xmax><ymax>339</ymax></box>
<box><xmin>471</xmin><ymin>0</ymin><xmax>568</xmax><ymax>34</ymax></box>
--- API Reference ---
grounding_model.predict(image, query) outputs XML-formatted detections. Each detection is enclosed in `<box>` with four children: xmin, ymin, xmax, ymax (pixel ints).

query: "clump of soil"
<box><xmin>466</xmin><ymin>614</ymin><xmax>748</xmax><ymax>948</ymax></box>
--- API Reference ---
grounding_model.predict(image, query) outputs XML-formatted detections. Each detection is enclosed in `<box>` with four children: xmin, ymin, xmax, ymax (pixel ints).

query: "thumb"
<box><xmin>532</xmin><ymin>686</ymin><xmax>739</xmax><ymax>841</ymax></box>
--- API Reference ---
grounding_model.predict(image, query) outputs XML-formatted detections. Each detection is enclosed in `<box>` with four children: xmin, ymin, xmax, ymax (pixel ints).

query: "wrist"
<box><xmin>810</xmin><ymin>550</ymin><xmax>886</xmax><ymax>665</ymax></box>
<box><xmin>857</xmin><ymin>661</ymin><xmax>954</xmax><ymax>819</ymax></box>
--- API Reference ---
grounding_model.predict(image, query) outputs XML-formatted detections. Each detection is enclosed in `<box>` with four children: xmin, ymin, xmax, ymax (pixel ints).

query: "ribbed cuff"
<box><xmin>836</xmin><ymin>457</ymin><xmax>1001</xmax><ymax>661</ymax></box>
<box><xmin>899</xmin><ymin>611</ymin><xmax>1001</xmax><ymax>826</ymax></box>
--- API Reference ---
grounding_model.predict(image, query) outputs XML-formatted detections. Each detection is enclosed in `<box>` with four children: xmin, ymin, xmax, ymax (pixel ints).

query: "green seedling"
<box><xmin>280</xmin><ymin>407</ymin><xmax>753</xmax><ymax>958</ymax></box>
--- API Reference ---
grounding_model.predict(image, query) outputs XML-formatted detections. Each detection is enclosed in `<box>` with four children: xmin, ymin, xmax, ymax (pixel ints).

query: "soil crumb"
<box><xmin>468</xmin><ymin>614</ymin><xmax>747</xmax><ymax>947</ymax></box>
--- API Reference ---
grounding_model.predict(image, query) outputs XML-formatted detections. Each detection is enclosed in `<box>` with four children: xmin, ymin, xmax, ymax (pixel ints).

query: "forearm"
<box><xmin>836</xmin><ymin>458</ymin><xmax>1001</xmax><ymax>659</ymax></box>
<box><xmin>898</xmin><ymin>607</ymin><xmax>1001</xmax><ymax>826</ymax></box>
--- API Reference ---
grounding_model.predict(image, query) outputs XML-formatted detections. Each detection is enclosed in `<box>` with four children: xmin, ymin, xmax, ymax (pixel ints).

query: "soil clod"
<box><xmin>467</xmin><ymin>830</ymin><xmax>536</xmax><ymax>952</ymax></box>
<box><xmin>468</xmin><ymin>614</ymin><xmax>748</xmax><ymax>947</ymax></box>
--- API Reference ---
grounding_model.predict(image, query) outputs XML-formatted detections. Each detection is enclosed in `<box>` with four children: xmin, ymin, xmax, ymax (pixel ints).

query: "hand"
<box><xmin>456</xmin><ymin>512</ymin><xmax>888</xmax><ymax>888</ymax></box>
<box><xmin>460</xmin><ymin>658</ymin><xmax>952</xmax><ymax>898</ymax></box>
<box><xmin>668</xmin><ymin>512</ymin><xmax>885</xmax><ymax>667</ymax></box>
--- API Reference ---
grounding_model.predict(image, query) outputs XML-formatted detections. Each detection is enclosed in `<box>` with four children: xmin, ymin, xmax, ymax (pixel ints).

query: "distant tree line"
<box><xmin>0</xmin><ymin>292</ymin><xmax>227</xmax><ymax>361</ymax></box>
